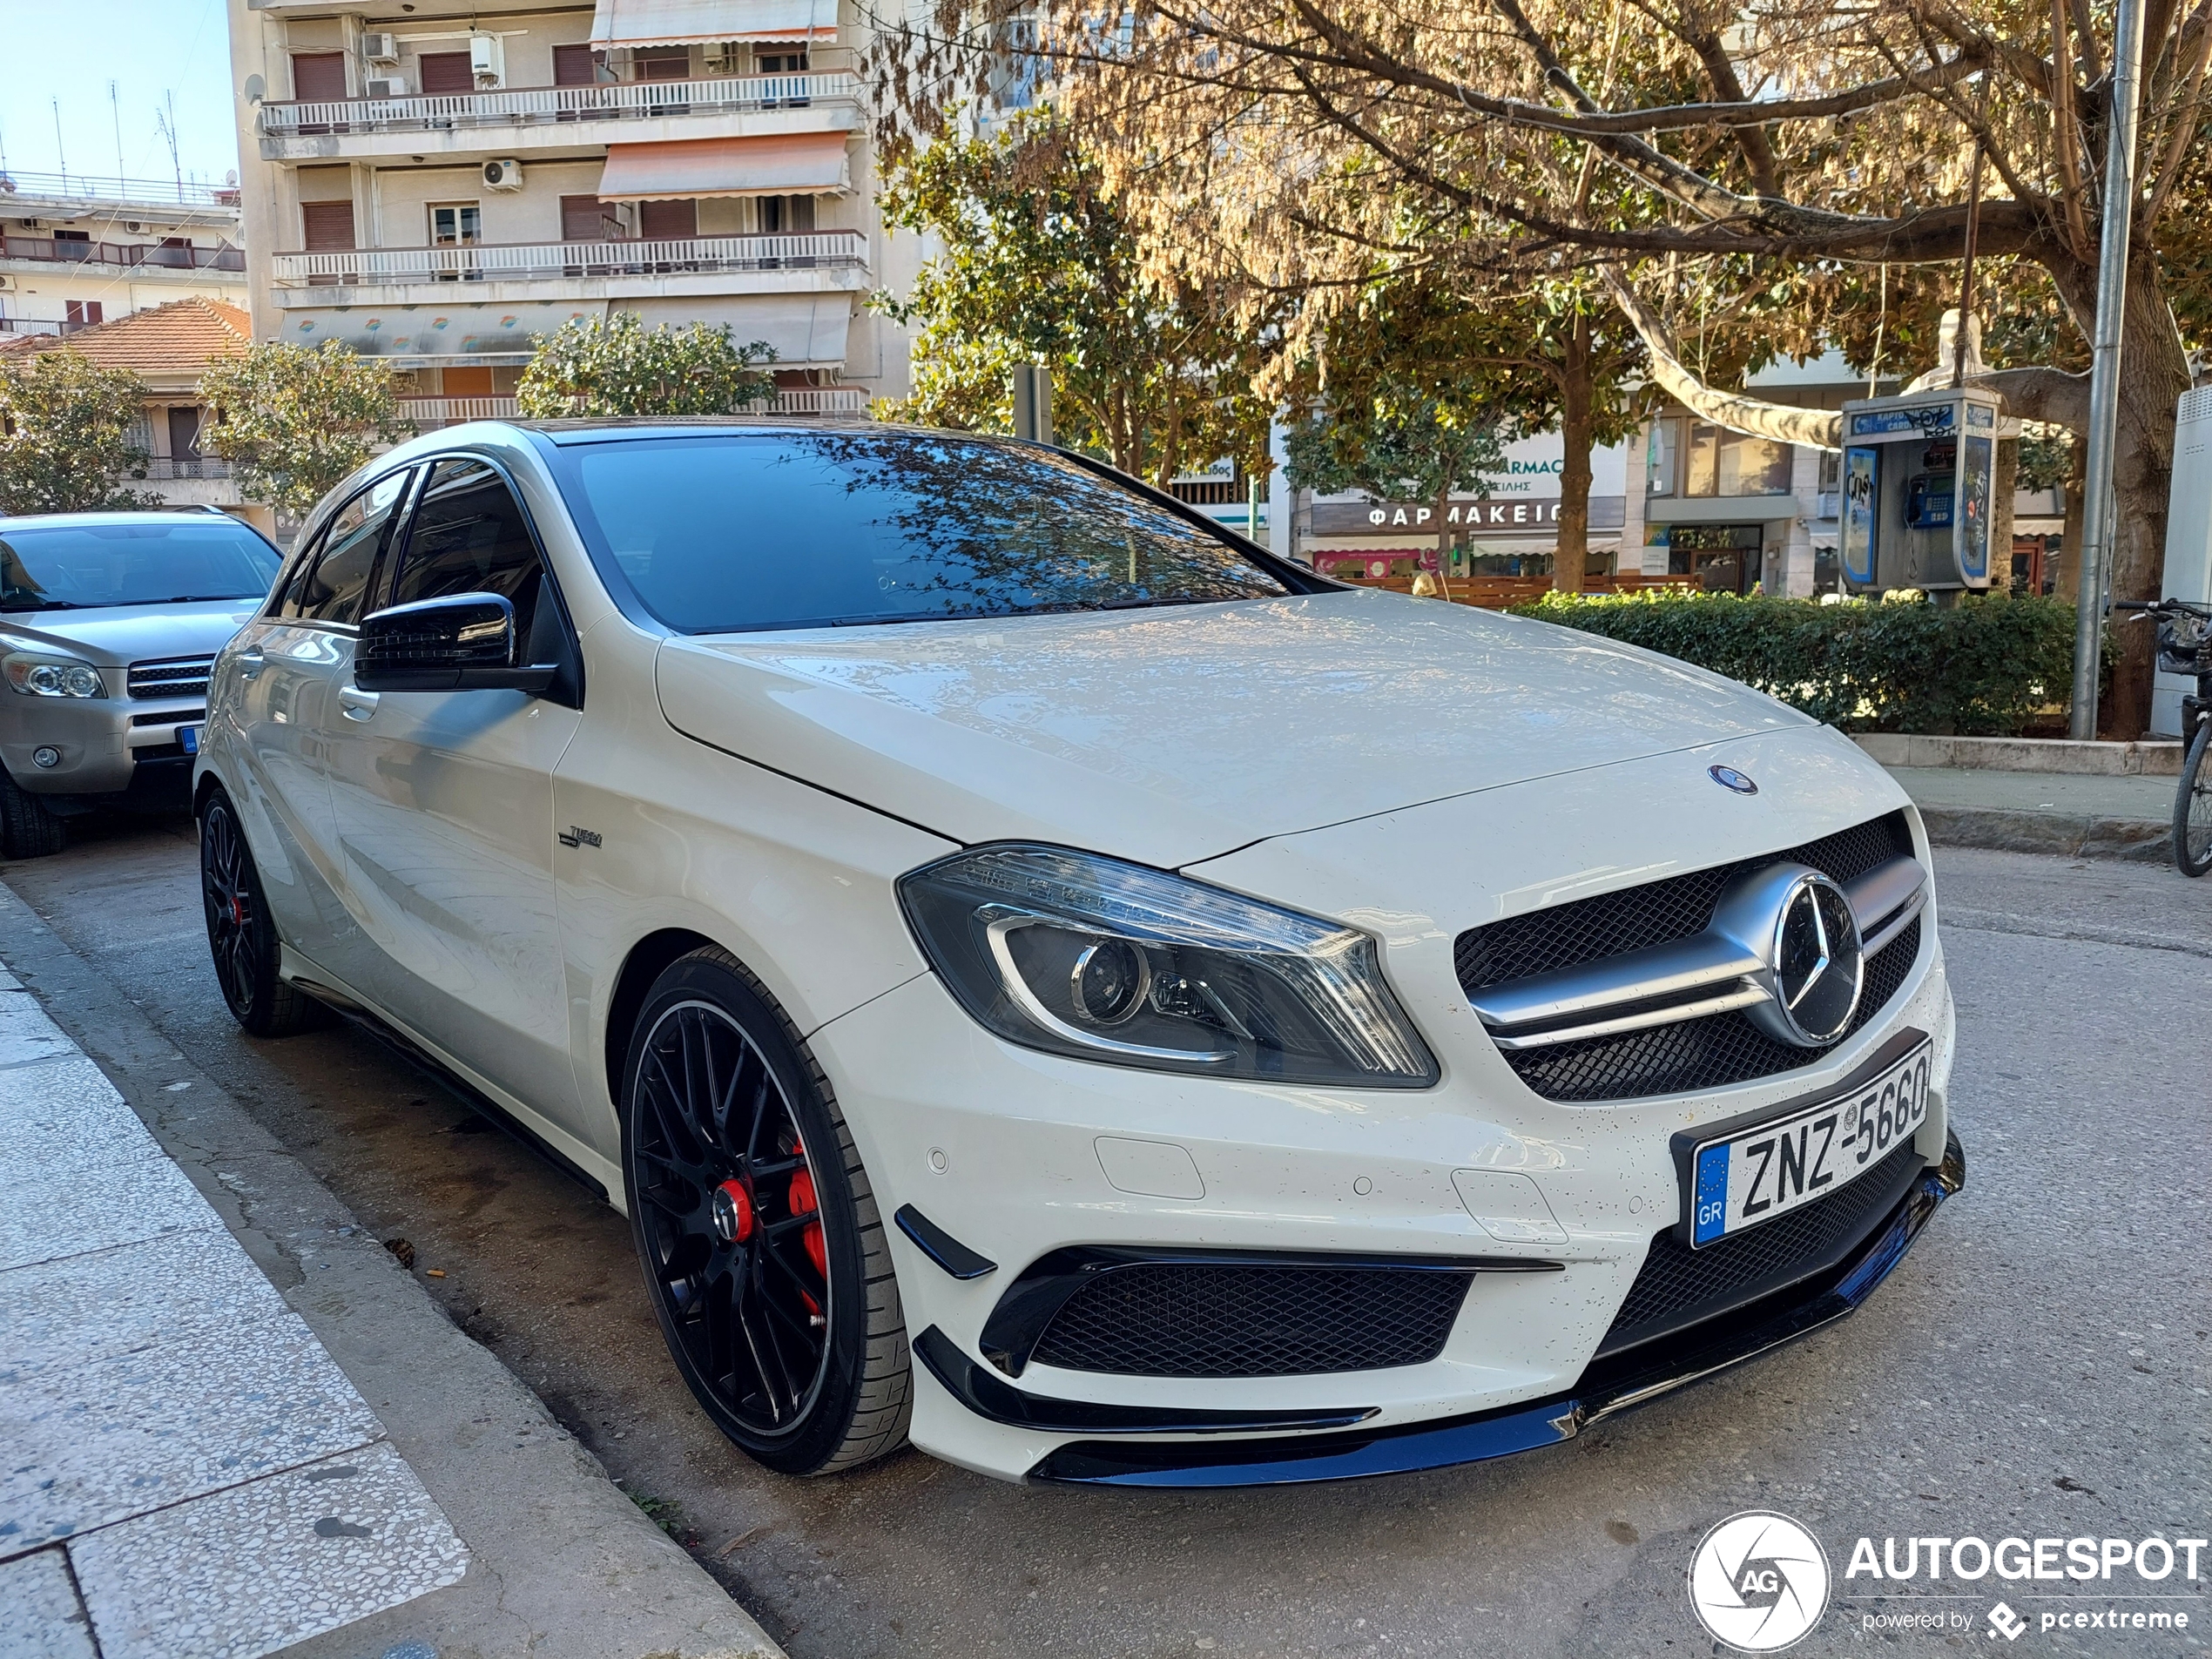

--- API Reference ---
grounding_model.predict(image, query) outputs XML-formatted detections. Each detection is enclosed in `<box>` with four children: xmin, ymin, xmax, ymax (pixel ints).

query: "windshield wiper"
<box><xmin>0</xmin><ymin>598</ymin><xmax>91</xmax><ymax>611</ymax></box>
<box><xmin>140</xmin><ymin>594</ymin><xmax>256</xmax><ymax>604</ymax></box>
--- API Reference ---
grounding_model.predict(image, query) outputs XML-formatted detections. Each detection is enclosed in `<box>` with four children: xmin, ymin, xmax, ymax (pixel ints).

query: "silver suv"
<box><xmin>1</xmin><ymin>510</ymin><xmax>280</xmax><ymax>857</ymax></box>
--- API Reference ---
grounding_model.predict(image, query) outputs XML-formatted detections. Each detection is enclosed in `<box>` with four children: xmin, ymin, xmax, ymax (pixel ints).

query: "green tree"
<box><xmin>871</xmin><ymin>117</ymin><xmax>1276</xmax><ymax>488</ymax></box>
<box><xmin>199</xmin><ymin>341</ymin><xmax>412</xmax><ymax>519</ymax></box>
<box><xmin>516</xmin><ymin>313</ymin><xmax>777</xmax><ymax>417</ymax></box>
<box><xmin>1284</xmin><ymin>382</ymin><xmax>1506</xmax><ymax>571</ymax></box>
<box><xmin>0</xmin><ymin>349</ymin><xmax>160</xmax><ymax>514</ymax></box>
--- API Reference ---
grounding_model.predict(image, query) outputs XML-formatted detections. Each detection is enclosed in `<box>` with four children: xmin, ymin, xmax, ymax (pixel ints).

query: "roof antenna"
<box><xmin>110</xmin><ymin>78</ymin><xmax>126</xmax><ymax>194</ymax></box>
<box><xmin>51</xmin><ymin>97</ymin><xmax>68</xmax><ymax>190</ymax></box>
<box><xmin>157</xmin><ymin>93</ymin><xmax>182</xmax><ymax>194</ymax></box>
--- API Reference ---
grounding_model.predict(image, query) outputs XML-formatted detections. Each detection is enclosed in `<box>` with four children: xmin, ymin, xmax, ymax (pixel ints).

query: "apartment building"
<box><xmin>225</xmin><ymin>0</ymin><xmax>914</xmax><ymax>424</ymax></box>
<box><xmin>0</xmin><ymin>173</ymin><xmax>247</xmax><ymax>341</ymax></box>
<box><xmin>0</xmin><ymin>300</ymin><xmax>264</xmax><ymax>522</ymax></box>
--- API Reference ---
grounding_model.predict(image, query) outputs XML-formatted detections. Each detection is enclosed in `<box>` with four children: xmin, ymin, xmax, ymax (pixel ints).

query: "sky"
<box><xmin>0</xmin><ymin>0</ymin><xmax>241</xmax><ymax>191</ymax></box>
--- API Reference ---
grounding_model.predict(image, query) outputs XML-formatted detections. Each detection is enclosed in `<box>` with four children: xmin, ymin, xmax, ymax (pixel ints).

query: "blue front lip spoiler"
<box><xmin>1028</xmin><ymin>1130</ymin><xmax>1965</xmax><ymax>1487</ymax></box>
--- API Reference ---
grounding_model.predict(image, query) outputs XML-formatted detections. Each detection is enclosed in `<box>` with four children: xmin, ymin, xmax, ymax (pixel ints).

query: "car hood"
<box><xmin>655</xmin><ymin>589</ymin><xmax>1811</xmax><ymax>868</ymax></box>
<box><xmin>0</xmin><ymin>600</ymin><xmax>260</xmax><ymax>667</ymax></box>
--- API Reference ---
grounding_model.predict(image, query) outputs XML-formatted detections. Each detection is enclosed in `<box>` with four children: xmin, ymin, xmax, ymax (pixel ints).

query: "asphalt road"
<box><xmin>4</xmin><ymin>819</ymin><xmax>2207</xmax><ymax>1658</ymax></box>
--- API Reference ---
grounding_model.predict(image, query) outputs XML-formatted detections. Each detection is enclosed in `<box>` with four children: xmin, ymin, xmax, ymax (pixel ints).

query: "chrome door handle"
<box><xmin>338</xmin><ymin>685</ymin><xmax>381</xmax><ymax>721</ymax></box>
<box><xmin>238</xmin><ymin>647</ymin><xmax>265</xmax><ymax>679</ymax></box>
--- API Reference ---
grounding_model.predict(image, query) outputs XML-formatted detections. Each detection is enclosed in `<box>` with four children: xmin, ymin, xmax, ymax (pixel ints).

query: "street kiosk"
<box><xmin>1837</xmin><ymin>388</ymin><xmax>2001</xmax><ymax>595</ymax></box>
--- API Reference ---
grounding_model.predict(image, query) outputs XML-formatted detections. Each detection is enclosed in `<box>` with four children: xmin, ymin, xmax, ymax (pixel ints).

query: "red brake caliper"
<box><xmin>788</xmin><ymin>1142</ymin><xmax>826</xmax><ymax>1325</ymax></box>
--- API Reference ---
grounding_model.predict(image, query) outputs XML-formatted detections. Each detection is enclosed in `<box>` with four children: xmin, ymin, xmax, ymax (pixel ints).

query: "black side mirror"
<box><xmin>355</xmin><ymin>591</ymin><xmax>556</xmax><ymax>694</ymax></box>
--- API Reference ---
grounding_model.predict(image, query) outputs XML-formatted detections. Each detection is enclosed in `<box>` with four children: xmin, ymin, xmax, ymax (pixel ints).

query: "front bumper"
<box><xmin>812</xmin><ymin>923</ymin><xmax>1958</xmax><ymax>1485</ymax></box>
<box><xmin>1024</xmin><ymin>1129</ymin><xmax>1964</xmax><ymax>1485</ymax></box>
<box><xmin>0</xmin><ymin>691</ymin><xmax>203</xmax><ymax>800</ymax></box>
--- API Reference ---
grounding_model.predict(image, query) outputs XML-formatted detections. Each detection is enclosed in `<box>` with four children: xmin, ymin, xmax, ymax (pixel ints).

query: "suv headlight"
<box><xmin>899</xmin><ymin>844</ymin><xmax>1439</xmax><ymax>1087</ymax></box>
<box><xmin>3</xmin><ymin>651</ymin><xmax>107</xmax><ymax>698</ymax></box>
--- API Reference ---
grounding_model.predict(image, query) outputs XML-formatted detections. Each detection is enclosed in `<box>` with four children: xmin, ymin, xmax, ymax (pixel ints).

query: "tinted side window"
<box><xmin>390</xmin><ymin>459</ymin><xmax>549</xmax><ymax>643</ymax></box>
<box><xmin>287</xmin><ymin>469</ymin><xmax>413</xmax><ymax>624</ymax></box>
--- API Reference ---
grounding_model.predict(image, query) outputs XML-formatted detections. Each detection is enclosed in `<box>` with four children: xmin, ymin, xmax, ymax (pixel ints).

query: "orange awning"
<box><xmin>597</xmin><ymin>134</ymin><xmax>851</xmax><ymax>201</ymax></box>
<box><xmin>590</xmin><ymin>0</ymin><xmax>836</xmax><ymax>47</ymax></box>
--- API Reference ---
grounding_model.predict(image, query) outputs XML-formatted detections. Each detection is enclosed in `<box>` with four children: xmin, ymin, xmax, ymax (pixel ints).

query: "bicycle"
<box><xmin>2114</xmin><ymin>597</ymin><xmax>2212</xmax><ymax>876</ymax></box>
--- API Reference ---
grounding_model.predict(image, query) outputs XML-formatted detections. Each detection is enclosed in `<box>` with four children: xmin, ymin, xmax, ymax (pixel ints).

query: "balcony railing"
<box><xmin>0</xmin><ymin>170</ymin><xmax>240</xmax><ymax>207</ymax></box>
<box><xmin>260</xmin><ymin>73</ymin><xmax>860</xmax><ymax>137</ymax></box>
<box><xmin>2</xmin><ymin>235</ymin><xmax>246</xmax><ymax>272</ymax></box>
<box><xmin>0</xmin><ymin>317</ymin><xmax>94</xmax><ymax>338</ymax></box>
<box><xmin>398</xmin><ymin>395</ymin><xmax>523</xmax><ymax>425</ymax></box>
<box><xmin>130</xmin><ymin>457</ymin><xmax>234</xmax><ymax>480</ymax></box>
<box><xmin>760</xmin><ymin>387</ymin><xmax>870</xmax><ymax>415</ymax></box>
<box><xmin>399</xmin><ymin>389</ymin><xmax>869</xmax><ymax>426</ymax></box>
<box><xmin>270</xmin><ymin>232</ymin><xmax>867</xmax><ymax>288</ymax></box>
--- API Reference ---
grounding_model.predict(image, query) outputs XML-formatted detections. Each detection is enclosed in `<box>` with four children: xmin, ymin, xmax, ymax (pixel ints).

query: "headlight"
<box><xmin>899</xmin><ymin>844</ymin><xmax>1439</xmax><ymax>1087</ymax></box>
<box><xmin>3</xmin><ymin>651</ymin><xmax>107</xmax><ymax>698</ymax></box>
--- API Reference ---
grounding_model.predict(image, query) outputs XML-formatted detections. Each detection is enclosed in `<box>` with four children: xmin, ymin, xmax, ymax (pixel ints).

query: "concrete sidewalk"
<box><xmin>0</xmin><ymin>880</ymin><xmax>784</xmax><ymax>1659</ymax></box>
<box><xmin>1884</xmin><ymin>764</ymin><xmax>2178</xmax><ymax>860</ymax></box>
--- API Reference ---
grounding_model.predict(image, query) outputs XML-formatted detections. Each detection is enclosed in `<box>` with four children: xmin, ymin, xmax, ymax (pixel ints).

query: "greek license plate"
<box><xmin>178</xmin><ymin>725</ymin><xmax>199</xmax><ymax>754</ymax></box>
<box><xmin>1685</xmin><ymin>1038</ymin><xmax>1931</xmax><ymax>1248</ymax></box>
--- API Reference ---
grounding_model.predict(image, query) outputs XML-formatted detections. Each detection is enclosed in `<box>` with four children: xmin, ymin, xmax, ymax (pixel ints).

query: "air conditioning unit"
<box><xmin>482</xmin><ymin>158</ymin><xmax>524</xmax><ymax>192</ymax></box>
<box><xmin>363</xmin><ymin>75</ymin><xmax>409</xmax><ymax>98</ymax></box>
<box><xmin>469</xmin><ymin>34</ymin><xmax>505</xmax><ymax>86</ymax></box>
<box><xmin>360</xmin><ymin>30</ymin><xmax>400</xmax><ymax>63</ymax></box>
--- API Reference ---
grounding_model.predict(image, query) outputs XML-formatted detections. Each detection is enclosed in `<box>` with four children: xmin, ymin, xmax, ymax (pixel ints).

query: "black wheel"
<box><xmin>2177</xmin><ymin>721</ymin><xmax>2212</xmax><ymax>878</ymax></box>
<box><xmin>199</xmin><ymin>790</ymin><xmax>324</xmax><ymax>1036</ymax></box>
<box><xmin>0</xmin><ymin>767</ymin><xmax>67</xmax><ymax>860</ymax></box>
<box><xmin>622</xmin><ymin>948</ymin><xmax>909</xmax><ymax>1475</ymax></box>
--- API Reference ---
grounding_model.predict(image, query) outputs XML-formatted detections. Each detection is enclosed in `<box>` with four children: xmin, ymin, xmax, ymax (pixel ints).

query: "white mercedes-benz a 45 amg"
<box><xmin>196</xmin><ymin>421</ymin><xmax>1962</xmax><ymax>1487</ymax></box>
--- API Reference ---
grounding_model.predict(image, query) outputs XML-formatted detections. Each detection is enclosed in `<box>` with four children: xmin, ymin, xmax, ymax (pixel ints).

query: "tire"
<box><xmin>2177</xmin><ymin>721</ymin><xmax>2212</xmax><ymax>878</ymax></box>
<box><xmin>198</xmin><ymin>789</ymin><xmax>325</xmax><ymax>1036</ymax></box>
<box><xmin>0</xmin><ymin>767</ymin><xmax>67</xmax><ymax>860</ymax></box>
<box><xmin>621</xmin><ymin>948</ymin><xmax>910</xmax><ymax>1476</ymax></box>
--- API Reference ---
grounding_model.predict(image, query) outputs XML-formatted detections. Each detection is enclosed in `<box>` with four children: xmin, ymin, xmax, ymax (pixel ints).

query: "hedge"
<box><xmin>1505</xmin><ymin>590</ymin><xmax>2084</xmax><ymax>735</ymax></box>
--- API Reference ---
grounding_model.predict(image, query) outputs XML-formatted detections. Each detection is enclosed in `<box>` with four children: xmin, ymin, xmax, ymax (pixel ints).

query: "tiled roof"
<box><xmin>1</xmin><ymin>299</ymin><xmax>252</xmax><ymax>374</ymax></box>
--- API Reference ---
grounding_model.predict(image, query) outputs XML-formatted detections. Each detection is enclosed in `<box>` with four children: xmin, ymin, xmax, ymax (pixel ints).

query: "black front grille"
<box><xmin>1028</xmin><ymin>1264</ymin><xmax>1472</xmax><ymax>1379</ymax></box>
<box><xmin>1457</xmin><ymin>812</ymin><xmax>1921</xmax><ymax>1103</ymax></box>
<box><xmin>1598</xmin><ymin>1139</ymin><xmax>1924</xmax><ymax>1358</ymax></box>
<box><xmin>130</xmin><ymin>707</ymin><xmax>205</xmax><ymax>727</ymax></box>
<box><xmin>126</xmin><ymin>654</ymin><xmax>215</xmax><ymax>699</ymax></box>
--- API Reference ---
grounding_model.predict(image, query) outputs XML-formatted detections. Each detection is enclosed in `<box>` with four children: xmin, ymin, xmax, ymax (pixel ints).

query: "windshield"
<box><xmin>0</xmin><ymin>521</ymin><xmax>281</xmax><ymax>611</ymax></box>
<box><xmin>549</xmin><ymin>431</ymin><xmax>1293</xmax><ymax>633</ymax></box>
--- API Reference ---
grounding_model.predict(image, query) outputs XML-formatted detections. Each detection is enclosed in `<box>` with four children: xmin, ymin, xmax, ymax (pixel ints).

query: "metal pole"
<box><xmin>2070</xmin><ymin>0</ymin><xmax>2147</xmax><ymax>738</ymax></box>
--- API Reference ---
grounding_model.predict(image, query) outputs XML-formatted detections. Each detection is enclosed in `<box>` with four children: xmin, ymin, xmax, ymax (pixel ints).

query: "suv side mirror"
<box><xmin>355</xmin><ymin>592</ymin><xmax>556</xmax><ymax>694</ymax></box>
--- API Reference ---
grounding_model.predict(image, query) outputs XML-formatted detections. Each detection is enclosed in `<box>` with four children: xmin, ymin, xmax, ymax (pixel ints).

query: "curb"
<box><xmin>0</xmin><ymin>879</ymin><xmax>788</xmax><ymax>1659</ymax></box>
<box><xmin>1917</xmin><ymin>805</ymin><xmax>2172</xmax><ymax>862</ymax></box>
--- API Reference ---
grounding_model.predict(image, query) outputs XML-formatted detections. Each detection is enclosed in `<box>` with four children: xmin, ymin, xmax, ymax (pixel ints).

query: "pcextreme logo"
<box><xmin>1688</xmin><ymin>1511</ymin><xmax>1832</xmax><ymax>1652</ymax></box>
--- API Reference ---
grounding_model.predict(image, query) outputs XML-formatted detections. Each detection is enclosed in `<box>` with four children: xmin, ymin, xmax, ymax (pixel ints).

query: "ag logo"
<box><xmin>1688</xmin><ymin>1511</ymin><xmax>1832</xmax><ymax>1651</ymax></box>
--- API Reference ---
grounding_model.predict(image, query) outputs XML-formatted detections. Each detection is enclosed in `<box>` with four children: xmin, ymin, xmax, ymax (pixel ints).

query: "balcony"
<box><xmin>1</xmin><ymin>236</ymin><xmax>246</xmax><ymax>273</ymax></box>
<box><xmin>269</xmin><ymin>232</ymin><xmax>869</xmax><ymax>305</ymax></box>
<box><xmin>258</xmin><ymin>73</ymin><xmax>861</xmax><ymax>160</ymax></box>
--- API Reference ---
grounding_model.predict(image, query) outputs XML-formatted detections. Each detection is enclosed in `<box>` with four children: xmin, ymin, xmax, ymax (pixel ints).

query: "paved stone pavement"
<box><xmin>0</xmin><ymin>961</ymin><xmax>466</xmax><ymax>1658</ymax></box>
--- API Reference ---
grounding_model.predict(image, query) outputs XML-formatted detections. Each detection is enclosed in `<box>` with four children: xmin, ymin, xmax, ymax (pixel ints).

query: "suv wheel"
<box><xmin>199</xmin><ymin>790</ymin><xmax>324</xmax><ymax>1036</ymax></box>
<box><xmin>621</xmin><ymin>948</ymin><xmax>910</xmax><ymax>1475</ymax></box>
<box><xmin>0</xmin><ymin>768</ymin><xmax>67</xmax><ymax>860</ymax></box>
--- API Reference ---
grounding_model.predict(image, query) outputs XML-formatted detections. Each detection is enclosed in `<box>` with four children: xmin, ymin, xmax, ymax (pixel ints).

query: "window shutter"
<box><xmin>418</xmin><ymin>51</ymin><xmax>475</xmax><ymax>94</ymax></box>
<box><xmin>553</xmin><ymin>44</ymin><xmax>601</xmax><ymax>86</ymax></box>
<box><xmin>300</xmin><ymin>201</ymin><xmax>356</xmax><ymax>252</ymax></box>
<box><xmin>637</xmin><ymin>198</ymin><xmax>697</xmax><ymax>239</ymax></box>
<box><xmin>291</xmin><ymin>52</ymin><xmax>347</xmax><ymax>100</ymax></box>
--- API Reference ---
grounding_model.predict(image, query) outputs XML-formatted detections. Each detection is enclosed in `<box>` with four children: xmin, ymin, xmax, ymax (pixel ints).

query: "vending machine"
<box><xmin>2154</xmin><ymin>385</ymin><xmax>2212</xmax><ymax>737</ymax></box>
<box><xmin>1836</xmin><ymin>388</ymin><xmax>2002</xmax><ymax>594</ymax></box>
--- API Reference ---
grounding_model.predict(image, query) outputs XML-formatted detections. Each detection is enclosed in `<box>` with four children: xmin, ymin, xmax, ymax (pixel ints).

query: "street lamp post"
<box><xmin>2070</xmin><ymin>0</ymin><xmax>2148</xmax><ymax>740</ymax></box>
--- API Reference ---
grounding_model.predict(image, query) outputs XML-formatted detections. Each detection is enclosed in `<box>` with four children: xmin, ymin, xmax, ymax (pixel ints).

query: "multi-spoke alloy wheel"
<box><xmin>623</xmin><ymin>949</ymin><xmax>909</xmax><ymax>1474</ymax></box>
<box><xmin>198</xmin><ymin>790</ymin><xmax>320</xmax><ymax>1037</ymax></box>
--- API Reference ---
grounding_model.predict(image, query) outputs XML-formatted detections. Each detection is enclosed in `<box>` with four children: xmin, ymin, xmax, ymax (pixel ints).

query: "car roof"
<box><xmin>443</xmin><ymin>415</ymin><xmax>1025</xmax><ymax>449</ymax></box>
<box><xmin>0</xmin><ymin>509</ymin><xmax>248</xmax><ymax>529</ymax></box>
